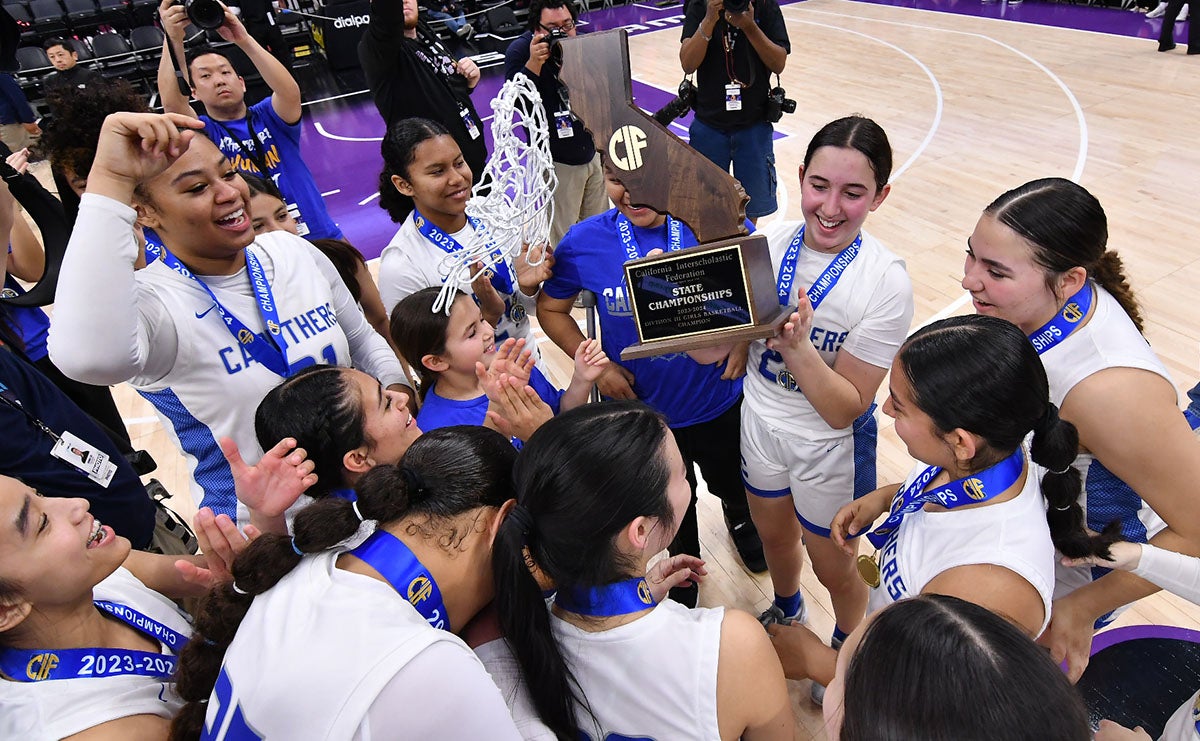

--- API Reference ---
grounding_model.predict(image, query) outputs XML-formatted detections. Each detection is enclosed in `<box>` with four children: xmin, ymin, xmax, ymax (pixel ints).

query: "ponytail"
<box><xmin>171</xmin><ymin>426</ymin><xmax>516</xmax><ymax>740</ymax></box>
<box><xmin>1090</xmin><ymin>251</ymin><xmax>1144</xmax><ymax>332</ymax></box>
<box><xmin>1029</xmin><ymin>404</ymin><xmax>1119</xmax><ymax>560</ymax></box>
<box><xmin>493</xmin><ymin>511</ymin><xmax>580</xmax><ymax>741</ymax></box>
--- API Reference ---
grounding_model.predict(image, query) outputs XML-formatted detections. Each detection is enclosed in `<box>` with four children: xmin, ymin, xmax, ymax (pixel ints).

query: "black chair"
<box><xmin>63</xmin><ymin>0</ymin><xmax>101</xmax><ymax>35</ymax></box>
<box><xmin>29</xmin><ymin>0</ymin><xmax>68</xmax><ymax>37</ymax></box>
<box><xmin>477</xmin><ymin>5</ymin><xmax>521</xmax><ymax>53</ymax></box>
<box><xmin>129</xmin><ymin>24</ymin><xmax>162</xmax><ymax>74</ymax></box>
<box><xmin>15</xmin><ymin>44</ymin><xmax>49</xmax><ymax>72</ymax></box>
<box><xmin>96</xmin><ymin>0</ymin><xmax>131</xmax><ymax>28</ymax></box>
<box><xmin>90</xmin><ymin>30</ymin><xmax>139</xmax><ymax>81</ymax></box>
<box><xmin>67</xmin><ymin>36</ymin><xmax>93</xmax><ymax>61</ymax></box>
<box><xmin>127</xmin><ymin>0</ymin><xmax>156</xmax><ymax>25</ymax></box>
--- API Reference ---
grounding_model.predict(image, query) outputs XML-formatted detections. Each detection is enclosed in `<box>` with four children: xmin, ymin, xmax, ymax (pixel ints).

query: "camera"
<box><xmin>173</xmin><ymin>0</ymin><xmax>226</xmax><ymax>31</ymax></box>
<box><xmin>545</xmin><ymin>28</ymin><xmax>569</xmax><ymax>48</ymax></box>
<box><xmin>765</xmin><ymin>85</ymin><xmax>796</xmax><ymax>123</ymax></box>
<box><xmin>723</xmin><ymin>0</ymin><xmax>751</xmax><ymax>13</ymax></box>
<box><xmin>652</xmin><ymin>77</ymin><xmax>697</xmax><ymax>126</ymax></box>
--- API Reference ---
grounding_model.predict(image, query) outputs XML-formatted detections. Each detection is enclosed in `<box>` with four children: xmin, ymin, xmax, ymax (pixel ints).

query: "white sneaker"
<box><xmin>757</xmin><ymin>598</ymin><xmax>809</xmax><ymax>628</ymax></box>
<box><xmin>1147</xmin><ymin>2</ymin><xmax>1168</xmax><ymax>17</ymax></box>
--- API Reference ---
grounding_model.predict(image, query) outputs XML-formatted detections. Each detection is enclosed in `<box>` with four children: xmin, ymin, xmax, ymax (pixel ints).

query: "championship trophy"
<box><xmin>558</xmin><ymin>29</ymin><xmax>789</xmax><ymax>360</ymax></box>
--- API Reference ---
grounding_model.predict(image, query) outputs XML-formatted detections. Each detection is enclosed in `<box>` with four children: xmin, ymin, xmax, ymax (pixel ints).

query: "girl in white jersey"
<box><xmin>490</xmin><ymin>402</ymin><xmax>795</xmax><ymax>740</ymax></box>
<box><xmin>741</xmin><ymin>117</ymin><xmax>913</xmax><ymax>694</ymax></box>
<box><xmin>47</xmin><ymin>113</ymin><xmax>410</xmax><ymax>527</ymax></box>
<box><xmin>376</xmin><ymin>117</ymin><xmax>550</xmax><ymax>349</ymax></box>
<box><xmin>961</xmin><ymin>178</ymin><xmax>1200</xmax><ymax>680</ymax></box>
<box><xmin>0</xmin><ymin>474</ymin><xmax>247</xmax><ymax>740</ymax></box>
<box><xmin>170</xmin><ymin>426</ymin><xmax>525</xmax><ymax>740</ymax></box>
<box><xmin>822</xmin><ymin>594</ymin><xmax>1092</xmax><ymax>741</ymax></box>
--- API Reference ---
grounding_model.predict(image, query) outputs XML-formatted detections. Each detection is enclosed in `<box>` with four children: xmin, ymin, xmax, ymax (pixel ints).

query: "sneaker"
<box><xmin>757</xmin><ymin>599</ymin><xmax>809</xmax><ymax>628</ymax></box>
<box><xmin>810</xmin><ymin>634</ymin><xmax>843</xmax><ymax>707</ymax></box>
<box><xmin>1147</xmin><ymin>1</ymin><xmax>1168</xmax><ymax>16</ymax></box>
<box><xmin>728</xmin><ymin>519</ymin><xmax>768</xmax><ymax>573</ymax></box>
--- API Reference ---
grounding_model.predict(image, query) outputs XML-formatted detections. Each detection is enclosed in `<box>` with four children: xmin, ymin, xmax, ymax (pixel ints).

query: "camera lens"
<box><xmin>185</xmin><ymin>0</ymin><xmax>226</xmax><ymax>30</ymax></box>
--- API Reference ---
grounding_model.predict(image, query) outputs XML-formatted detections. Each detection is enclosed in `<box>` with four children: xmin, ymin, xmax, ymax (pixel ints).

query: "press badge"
<box><xmin>51</xmin><ymin>431</ymin><xmax>117</xmax><ymax>487</ymax></box>
<box><xmin>286</xmin><ymin>201</ymin><xmax>310</xmax><ymax>237</ymax></box>
<box><xmin>555</xmin><ymin>110</ymin><xmax>574</xmax><ymax>138</ymax></box>
<box><xmin>725</xmin><ymin>83</ymin><xmax>742</xmax><ymax>111</ymax></box>
<box><xmin>461</xmin><ymin>107</ymin><xmax>481</xmax><ymax>140</ymax></box>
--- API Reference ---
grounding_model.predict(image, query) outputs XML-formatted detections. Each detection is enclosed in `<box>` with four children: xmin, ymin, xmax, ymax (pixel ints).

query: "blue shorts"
<box><xmin>688</xmin><ymin>118</ymin><xmax>778</xmax><ymax>219</ymax></box>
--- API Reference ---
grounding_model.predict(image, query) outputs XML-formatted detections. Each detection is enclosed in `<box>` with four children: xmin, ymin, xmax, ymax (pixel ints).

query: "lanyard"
<box><xmin>209</xmin><ymin>112</ymin><xmax>271</xmax><ymax>179</ymax></box>
<box><xmin>1028</xmin><ymin>283</ymin><xmax>1094</xmax><ymax>355</ymax></box>
<box><xmin>349</xmin><ymin>530</ymin><xmax>449</xmax><ymax>630</ymax></box>
<box><xmin>0</xmin><ymin>380</ymin><xmax>61</xmax><ymax>442</ymax></box>
<box><xmin>554</xmin><ymin>577</ymin><xmax>657</xmax><ymax>617</ymax></box>
<box><xmin>864</xmin><ymin>448</ymin><xmax>1025</xmax><ymax>550</ymax></box>
<box><xmin>776</xmin><ymin>225</ymin><xmax>862</xmax><ymax>308</ymax></box>
<box><xmin>412</xmin><ymin>210</ymin><xmax>514</xmax><ymax>295</ymax></box>
<box><xmin>0</xmin><ymin>601</ymin><xmax>188</xmax><ymax>682</ymax></box>
<box><xmin>616</xmin><ymin>214</ymin><xmax>682</xmax><ymax>262</ymax></box>
<box><xmin>145</xmin><ymin>243</ymin><xmax>290</xmax><ymax>377</ymax></box>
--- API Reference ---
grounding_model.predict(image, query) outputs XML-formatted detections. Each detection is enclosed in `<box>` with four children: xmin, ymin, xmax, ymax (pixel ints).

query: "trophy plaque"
<box><xmin>558</xmin><ymin>30</ymin><xmax>790</xmax><ymax>360</ymax></box>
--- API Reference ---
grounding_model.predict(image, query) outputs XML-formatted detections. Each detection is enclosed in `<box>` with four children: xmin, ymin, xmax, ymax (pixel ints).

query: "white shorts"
<box><xmin>740</xmin><ymin>403</ymin><xmax>878</xmax><ymax>536</ymax></box>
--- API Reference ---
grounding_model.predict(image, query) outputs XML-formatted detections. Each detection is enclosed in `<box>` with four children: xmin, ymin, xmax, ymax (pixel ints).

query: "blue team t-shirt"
<box><xmin>543</xmin><ymin>209</ymin><xmax>743</xmax><ymax>428</ymax></box>
<box><xmin>417</xmin><ymin>365</ymin><xmax>562</xmax><ymax>445</ymax></box>
<box><xmin>2</xmin><ymin>275</ymin><xmax>50</xmax><ymax>361</ymax></box>
<box><xmin>202</xmin><ymin>98</ymin><xmax>343</xmax><ymax>240</ymax></box>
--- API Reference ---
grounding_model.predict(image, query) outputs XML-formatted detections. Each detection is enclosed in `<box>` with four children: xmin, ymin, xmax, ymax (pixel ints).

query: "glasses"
<box><xmin>539</xmin><ymin>20</ymin><xmax>575</xmax><ymax>32</ymax></box>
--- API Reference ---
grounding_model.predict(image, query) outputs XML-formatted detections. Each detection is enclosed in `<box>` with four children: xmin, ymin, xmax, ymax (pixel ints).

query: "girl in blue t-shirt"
<box><xmin>391</xmin><ymin>287</ymin><xmax>606</xmax><ymax>440</ymax></box>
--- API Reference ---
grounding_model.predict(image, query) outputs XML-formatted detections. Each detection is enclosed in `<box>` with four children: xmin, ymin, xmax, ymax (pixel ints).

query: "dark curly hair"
<box><xmin>35</xmin><ymin>79</ymin><xmax>150</xmax><ymax>182</ymax></box>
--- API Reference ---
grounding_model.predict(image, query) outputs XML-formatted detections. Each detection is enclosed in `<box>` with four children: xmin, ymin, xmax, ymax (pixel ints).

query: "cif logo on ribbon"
<box><xmin>414</xmin><ymin>216</ymin><xmax>425</xmax><ymax>229</ymax></box>
<box><xmin>237</xmin><ymin>329</ymin><xmax>254</xmax><ymax>345</ymax></box>
<box><xmin>1062</xmin><ymin>302</ymin><xmax>1084</xmax><ymax>323</ymax></box>
<box><xmin>267</xmin><ymin>320</ymin><xmax>280</xmax><ymax>335</ymax></box>
<box><xmin>26</xmin><ymin>652</ymin><xmax>59</xmax><ymax>681</ymax></box>
<box><xmin>963</xmin><ymin>477</ymin><xmax>987</xmax><ymax>501</ymax></box>
<box><xmin>407</xmin><ymin>576</ymin><xmax>433</xmax><ymax>606</ymax></box>
<box><xmin>637</xmin><ymin>579</ymin><xmax>654</xmax><ymax>605</ymax></box>
<box><xmin>608</xmin><ymin>125</ymin><xmax>648</xmax><ymax>171</ymax></box>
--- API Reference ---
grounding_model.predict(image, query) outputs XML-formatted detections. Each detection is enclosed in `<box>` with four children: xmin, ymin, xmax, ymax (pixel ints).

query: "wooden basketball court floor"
<box><xmin>103</xmin><ymin>1</ymin><xmax>1199</xmax><ymax>735</ymax></box>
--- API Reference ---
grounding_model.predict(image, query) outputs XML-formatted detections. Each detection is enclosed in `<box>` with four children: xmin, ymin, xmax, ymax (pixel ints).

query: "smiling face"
<box><xmin>0</xmin><ymin>477</ymin><xmax>129</xmax><ymax>620</ymax></box>
<box><xmin>424</xmin><ymin>294</ymin><xmax>497</xmax><ymax>378</ymax></box>
<box><xmin>249</xmin><ymin>190</ymin><xmax>298</xmax><ymax>235</ymax></box>
<box><xmin>349</xmin><ymin>369</ymin><xmax>422</xmax><ymax>468</ymax></box>
<box><xmin>881</xmin><ymin>356</ymin><xmax>956</xmax><ymax>469</ymax></box>
<box><xmin>136</xmin><ymin>138</ymin><xmax>254</xmax><ymax>270</ymax></box>
<box><xmin>604</xmin><ymin>166</ymin><xmax>666</xmax><ymax>229</ymax></box>
<box><xmin>799</xmin><ymin>146</ymin><xmax>890</xmax><ymax>254</ymax></box>
<box><xmin>962</xmin><ymin>213</ymin><xmax>1066</xmax><ymax>334</ymax></box>
<box><xmin>188</xmin><ymin>53</ymin><xmax>247</xmax><ymax>118</ymax></box>
<box><xmin>391</xmin><ymin>135</ymin><xmax>473</xmax><ymax>229</ymax></box>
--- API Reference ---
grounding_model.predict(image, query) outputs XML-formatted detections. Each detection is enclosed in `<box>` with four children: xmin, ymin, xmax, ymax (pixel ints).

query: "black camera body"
<box><xmin>651</xmin><ymin>77</ymin><xmax>698</xmax><ymax>127</ymax></box>
<box><xmin>765</xmin><ymin>85</ymin><xmax>796</xmax><ymax>123</ymax></box>
<box><xmin>724</xmin><ymin>0</ymin><xmax>751</xmax><ymax>13</ymax></box>
<box><xmin>545</xmin><ymin>28</ymin><xmax>569</xmax><ymax>48</ymax></box>
<box><xmin>174</xmin><ymin>0</ymin><xmax>225</xmax><ymax>30</ymax></box>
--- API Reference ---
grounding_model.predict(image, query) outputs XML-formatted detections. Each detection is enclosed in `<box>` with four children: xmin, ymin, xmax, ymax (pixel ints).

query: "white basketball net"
<box><xmin>432</xmin><ymin>75</ymin><xmax>558</xmax><ymax>315</ymax></box>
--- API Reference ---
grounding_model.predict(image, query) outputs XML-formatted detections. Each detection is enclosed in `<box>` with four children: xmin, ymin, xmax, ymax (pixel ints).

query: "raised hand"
<box><xmin>765</xmin><ymin>293</ymin><xmax>814</xmax><ymax>360</ymax></box>
<box><xmin>485</xmin><ymin>375</ymin><xmax>554</xmax><ymax>441</ymax></box>
<box><xmin>573</xmin><ymin>338</ymin><xmax>609</xmax><ymax>384</ymax></box>
<box><xmin>215</xmin><ymin>4</ymin><xmax>252</xmax><ymax>44</ymax></box>
<box><xmin>470</xmin><ymin>260</ymin><xmax>507</xmax><ymax>327</ymax></box>
<box><xmin>489</xmin><ymin>337</ymin><xmax>534</xmax><ymax>384</ymax></box>
<box><xmin>88</xmin><ymin>112</ymin><xmax>205</xmax><ymax>197</ymax></box>
<box><xmin>221</xmin><ymin>436</ymin><xmax>316</xmax><ymax>519</ymax></box>
<box><xmin>157</xmin><ymin>0</ymin><xmax>189</xmax><ymax>39</ymax></box>
<box><xmin>513</xmin><ymin>242</ymin><xmax>555</xmax><ymax>295</ymax></box>
<box><xmin>174</xmin><ymin>507</ymin><xmax>260</xmax><ymax>589</ymax></box>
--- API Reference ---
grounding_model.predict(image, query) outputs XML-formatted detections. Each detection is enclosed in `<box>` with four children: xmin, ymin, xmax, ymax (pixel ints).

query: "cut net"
<box><xmin>432</xmin><ymin>75</ymin><xmax>557</xmax><ymax>314</ymax></box>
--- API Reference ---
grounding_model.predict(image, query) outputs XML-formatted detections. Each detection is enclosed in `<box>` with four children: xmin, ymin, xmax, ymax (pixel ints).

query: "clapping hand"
<box><xmin>174</xmin><ymin>507</ymin><xmax>260</xmax><ymax>589</ymax></box>
<box><xmin>573</xmin><ymin>338</ymin><xmax>609</xmax><ymax>384</ymax></box>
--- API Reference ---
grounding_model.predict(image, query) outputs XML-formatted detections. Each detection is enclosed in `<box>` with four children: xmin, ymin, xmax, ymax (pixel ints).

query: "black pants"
<box><xmin>34</xmin><ymin>355</ymin><xmax>133</xmax><ymax>455</ymax></box>
<box><xmin>1159</xmin><ymin>0</ymin><xmax>1197</xmax><ymax>51</ymax></box>
<box><xmin>669</xmin><ymin>395</ymin><xmax>751</xmax><ymax>560</ymax></box>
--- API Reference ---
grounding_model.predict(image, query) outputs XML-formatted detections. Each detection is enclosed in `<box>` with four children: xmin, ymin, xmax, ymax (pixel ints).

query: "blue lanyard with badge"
<box><xmin>0</xmin><ymin>380</ymin><xmax>116</xmax><ymax>487</ymax></box>
<box><xmin>348</xmin><ymin>529</ymin><xmax>449</xmax><ymax>630</ymax></box>
<box><xmin>555</xmin><ymin>577</ymin><xmax>657</xmax><ymax>617</ymax></box>
<box><xmin>1027</xmin><ymin>283</ymin><xmax>1093</xmax><ymax>355</ymax></box>
<box><xmin>854</xmin><ymin>447</ymin><xmax>1025</xmax><ymax>588</ymax></box>
<box><xmin>0</xmin><ymin>601</ymin><xmax>188</xmax><ymax>681</ymax></box>
<box><xmin>758</xmin><ymin>225</ymin><xmax>862</xmax><ymax>392</ymax></box>
<box><xmin>616</xmin><ymin>213</ymin><xmax>683</xmax><ymax>261</ymax></box>
<box><xmin>145</xmin><ymin>242</ymin><xmax>291</xmax><ymax>377</ymax></box>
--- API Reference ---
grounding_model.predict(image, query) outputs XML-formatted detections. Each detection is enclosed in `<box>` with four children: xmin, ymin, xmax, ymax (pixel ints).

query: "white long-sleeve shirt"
<box><xmin>50</xmin><ymin>194</ymin><xmax>407</xmax><ymax>524</ymax></box>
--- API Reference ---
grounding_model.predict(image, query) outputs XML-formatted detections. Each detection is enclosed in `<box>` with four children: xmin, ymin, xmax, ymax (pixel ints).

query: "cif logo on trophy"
<box><xmin>559</xmin><ymin>30</ymin><xmax>790</xmax><ymax>360</ymax></box>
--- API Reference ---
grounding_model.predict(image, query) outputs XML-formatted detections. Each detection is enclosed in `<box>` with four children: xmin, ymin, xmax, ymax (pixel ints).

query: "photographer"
<box><xmin>504</xmin><ymin>0</ymin><xmax>606</xmax><ymax>246</ymax></box>
<box><xmin>679</xmin><ymin>0</ymin><xmax>790</xmax><ymax>222</ymax></box>
<box><xmin>156</xmin><ymin>0</ymin><xmax>343</xmax><ymax>240</ymax></box>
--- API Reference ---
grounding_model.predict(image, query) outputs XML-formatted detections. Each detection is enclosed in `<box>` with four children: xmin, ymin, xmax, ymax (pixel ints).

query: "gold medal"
<box><xmin>857</xmin><ymin>553</ymin><xmax>881</xmax><ymax>588</ymax></box>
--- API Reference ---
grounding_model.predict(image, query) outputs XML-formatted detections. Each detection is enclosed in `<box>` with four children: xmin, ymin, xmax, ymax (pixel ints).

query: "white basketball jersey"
<box><xmin>868</xmin><ymin>455</ymin><xmax>1057</xmax><ymax>636</ymax></box>
<box><xmin>551</xmin><ymin>600</ymin><xmax>724</xmax><ymax>741</ymax></box>
<box><xmin>133</xmin><ymin>233</ymin><xmax>354</xmax><ymax>523</ymax></box>
<box><xmin>744</xmin><ymin>221</ymin><xmax>913</xmax><ymax>439</ymax></box>
<box><xmin>1160</xmin><ymin>689</ymin><xmax>1200</xmax><ymax>741</ymax></box>
<box><xmin>379</xmin><ymin>213</ymin><xmax>537</xmax><ymax>349</ymax></box>
<box><xmin>203</xmin><ymin>551</ymin><xmax>472</xmax><ymax>739</ymax></box>
<box><xmin>0</xmin><ymin>567</ymin><xmax>190</xmax><ymax>741</ymax></box>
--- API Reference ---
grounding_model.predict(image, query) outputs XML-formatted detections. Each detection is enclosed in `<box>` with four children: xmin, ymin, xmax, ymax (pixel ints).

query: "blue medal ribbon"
<box><xmin>616</xmin><ymin>213</ymin><xmax>683</xmax><ymax>261</ymax></box>
<box><xmin>413</xmin><ymin>210</ymin><xmax>514</xmax><ymax>295</ymax></box>
<box><xmin>0</xmin><ymin>601</ymin><xmax>188</xmax><ymax>682</ymax></box>
<box><xmin>864</xmin><ymin>448</ymin><xmax>1026</xmax><ymax>550</ymax></box>
<box><xmin>1185</xmin><ymin>407</ymin><xmax>1200</xmax><ymax>432</ymax></box>
<box><xmin>554</xmin><ymin>577</ymin><xmax>658</xmax><ymax>617</ymax></box>
<box><xmin>349</xmin><ymin>530</ymin><xmax>448</xmax><ymax>630</ymax></box>
<box><xmin>146</xmin><ymin>242</ymin><xmax>289</xmax><ymax>377</ymax></box>
<box><xmin>1027</xmin><ymin>283</ymin><xmax>1094</xmax><ymax>355</ymax></box>
<box><xmin>775</xmin><ymin>225</ymin><xmax>862</xmax><ymax>309</ymax></box>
